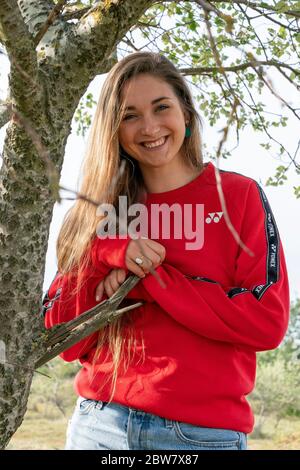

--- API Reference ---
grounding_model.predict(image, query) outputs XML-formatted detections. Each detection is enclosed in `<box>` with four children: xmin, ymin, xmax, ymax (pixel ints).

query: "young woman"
<box><xmin>42</xmin><ymin>52</ymin><xmax>290</xmax><ymax>450</ymax></box>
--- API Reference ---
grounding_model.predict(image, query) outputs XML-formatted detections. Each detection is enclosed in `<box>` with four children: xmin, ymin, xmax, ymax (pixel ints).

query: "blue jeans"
<box><xmin>65</xmin><ymin>396</ymin><xmax>247</xmax><ymax>450</ymax></box>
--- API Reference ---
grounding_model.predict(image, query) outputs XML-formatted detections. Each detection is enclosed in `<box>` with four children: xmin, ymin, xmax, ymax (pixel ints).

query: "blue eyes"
<box><xmin>123</xmin><ymin>104</ymin><xmax>169</xmax><ymax>121</ymax></box>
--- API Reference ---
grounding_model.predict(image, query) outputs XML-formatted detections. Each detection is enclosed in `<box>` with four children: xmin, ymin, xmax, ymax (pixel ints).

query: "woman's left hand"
<box><xmin>95</xmin><ymin>268</ymin><xmax>127</xmax><ymax>301</ymax></box>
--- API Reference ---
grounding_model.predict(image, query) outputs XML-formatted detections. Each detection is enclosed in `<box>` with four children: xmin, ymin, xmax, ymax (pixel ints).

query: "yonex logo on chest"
<box><xmin>205</xmin><ymin>212</ymin><xmax>223</xmax><ymax>224</ymax></box>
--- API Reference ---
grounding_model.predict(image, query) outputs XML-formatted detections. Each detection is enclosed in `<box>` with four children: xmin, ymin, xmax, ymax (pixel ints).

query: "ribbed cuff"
<box><xmin>91</xmin><ymin>235</ymin><xmax>132</xmax><ymax>270</ymax></box>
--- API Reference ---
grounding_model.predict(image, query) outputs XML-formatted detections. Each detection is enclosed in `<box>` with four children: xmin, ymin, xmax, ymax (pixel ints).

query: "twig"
<box><xmin>179</xmin><ymin>61</ymin><xmax>300</xmax><ymax>77</ymax></box>
<box><xmin>215</xmin><ymin>96</ymin><xmax>254</xmax><ymax>257</ymax></box>
<box><xmin>193</xmin><ymin>5</ymin><xmax>254</xmax><ymax>257</ymax></box>
<box><xmin>34</xmin><ymin>0</ymin><xmax>68</xmax><ymax>46</ymax></box>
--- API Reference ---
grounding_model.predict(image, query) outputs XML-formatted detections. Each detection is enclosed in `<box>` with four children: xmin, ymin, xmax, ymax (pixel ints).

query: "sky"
<box><xmin>1</xmin><ymin>51</ymin><xmax>300</xmax><ymax>303</ymax></box>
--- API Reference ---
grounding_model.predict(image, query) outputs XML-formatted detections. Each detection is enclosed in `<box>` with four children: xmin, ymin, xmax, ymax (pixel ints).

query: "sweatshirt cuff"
<box><xmin>91</xmin><ymin>235</ymin><xmax>132</xmax><ymax>270</ymax></box>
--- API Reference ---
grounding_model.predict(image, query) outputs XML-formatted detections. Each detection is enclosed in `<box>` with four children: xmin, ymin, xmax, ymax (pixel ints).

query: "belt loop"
<box><xmin>165</xmin><ymin>418</ymin><xmax>174</xmax><ymax>429</ymax></box>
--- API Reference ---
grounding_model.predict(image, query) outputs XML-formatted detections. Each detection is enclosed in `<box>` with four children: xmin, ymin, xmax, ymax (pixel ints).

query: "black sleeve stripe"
<box><xmin>255</xmin><ymin>183</ymin><xmax>280</xmax><ymax>286</ymax></box>
<box><xmin>39</xmin><ymin>270</ymin><xmax>60</xmax><ymax>318</ymax></box>
<box><xmin>227</xmin><ymin>287</ymin><xmax>248</xmax><ymax>299</ymax></box>
<box><xmin>40</xmin><ymin>286</ymin><xmax>62</xmax><ymax>318</ymax></box>
<box><xmin>228</xmin><ymin>183</ymin><xmax>280</xmax><ymax>301</ymax></box>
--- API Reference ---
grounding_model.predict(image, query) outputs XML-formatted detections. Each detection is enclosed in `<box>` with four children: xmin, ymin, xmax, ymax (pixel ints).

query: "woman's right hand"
<box><xmin>125</xmin><ymin>238</ymin><xmax>166</xmax><ymax>278</ymax></box>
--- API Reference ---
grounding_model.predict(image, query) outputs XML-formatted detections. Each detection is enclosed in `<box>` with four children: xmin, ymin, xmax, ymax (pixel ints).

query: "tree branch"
<box><xmin>249</xmin><ymin>56</ymin><xmax>300</xmax><ymax>121</ymax></box>
<box><xmin>209</xmin><ymin>0</ymin><xmax>300</xmax><ymax>19</ymax></box>
<box><xmin>62</xmin><ymin>5</ymin><xmax>91</xmax><ymax>21</ymax></box>
<box><xmin>195</xmin><ymin>0</ymin><xmax>235</xmax><ymax>31</ymax></box>
<box><xmin>33</xmin><ymin>0</ymin><xmax>68</xmax><ymax>46</ymax></box>
<box><xmin>59</xmin><ymin>0</ymin><xmax>156</xmax><ymax>83</ymax></box>
<box><xmin>237</xmin><ymin>70</ymin><xmax>299</xmax><ymax>169</ymax></box>
<box><xmin>16</xmin><ymin>1</ymin><xmax>59</xmax><ymax>39</ymax></box>
<box><xmin>156</xmin><ymin>0</ymin><xmax>300</xmax><ymax>17</ymax></box>
<box><xmin>0</xmin><ymin>0</ymin><xmax>37</xmax><ymax>72</ymax></box>
<box><xmin>178</xmin><ymin>60</ymin><xmax>300</xmax><ymax>77</ymax></box>
<box><xmin>34</xmin><ymin>274</ymin><xmax>144</xmax><ymax>369</ymax></box>
<box><xmin>214</xmin><ymin>96</ymin><xmax>254</xmax><ymax>258</ymax></box>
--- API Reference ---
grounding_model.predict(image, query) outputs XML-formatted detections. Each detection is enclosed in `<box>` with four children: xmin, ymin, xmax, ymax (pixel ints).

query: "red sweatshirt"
<box><xmin>42</xmin><ymin>161</ymin><xmax>290</xmax><ymax>433</ymax></box>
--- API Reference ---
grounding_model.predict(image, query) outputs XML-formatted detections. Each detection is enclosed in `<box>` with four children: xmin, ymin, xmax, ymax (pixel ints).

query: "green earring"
<box><xmin>185</xmin><ymin>126</ymin><xmax>191</xmax><ymax>138</ymax></box>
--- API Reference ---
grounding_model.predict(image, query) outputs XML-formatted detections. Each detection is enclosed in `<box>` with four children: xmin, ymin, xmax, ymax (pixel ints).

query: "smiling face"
<box><xmin>118</xmin><ymin>73</ymin><xmax>189</xmax><ymax>174</ymax></box>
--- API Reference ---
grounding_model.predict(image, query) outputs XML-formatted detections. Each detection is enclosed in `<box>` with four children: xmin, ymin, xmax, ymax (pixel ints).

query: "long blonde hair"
<box><xmin>56</xmin><ymin>52</ymin><xmax>203</xmax><ymax>402</ymax></box>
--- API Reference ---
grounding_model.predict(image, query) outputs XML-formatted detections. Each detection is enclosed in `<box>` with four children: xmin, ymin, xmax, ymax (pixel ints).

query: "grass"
<box><xmin>7</xmin><ymin>360</ymin><xmax>77</xmax><ymax>450</ymax></box>
<box><xmin>6</xmin><ymin>358</ymin><xmax>300</xmax><ymax>450</ymax></box>
<box><xmin>248</xmin><ymin>417</ymin><xmax>300</xmax><ymax>450</ymax></box>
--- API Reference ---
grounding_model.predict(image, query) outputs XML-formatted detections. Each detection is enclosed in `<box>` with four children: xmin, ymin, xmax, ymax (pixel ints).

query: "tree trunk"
<box><xmin>0</xmin><ymin>118</ymin><xmax>73</xmax><ymax>448</ymax></box>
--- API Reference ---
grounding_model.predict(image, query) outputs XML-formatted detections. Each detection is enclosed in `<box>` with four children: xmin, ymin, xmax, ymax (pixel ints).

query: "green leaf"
<box><xmin>274</xmin><ymin>0</ymin><xmax>291</xmax><ymax>12</ymax></box>
<box><xmin>188</xmin><ymin>21</ymin><xmax>198</xmax><ymax>32</ymax></box>
<box><xmin>293</xmin><ymin>186</ymin><xmax>300</xmax><ymax>199</ymax></box>
<box><xmin>279</xmin><ymin>26</ymin><xmax>287</xmax><ymax>39</ymax></box>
